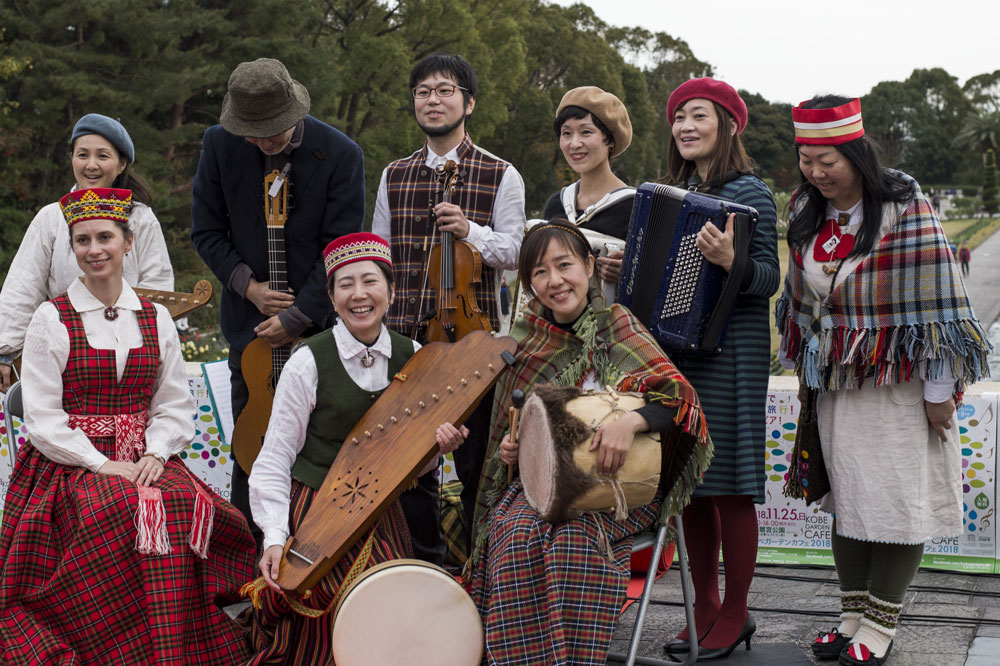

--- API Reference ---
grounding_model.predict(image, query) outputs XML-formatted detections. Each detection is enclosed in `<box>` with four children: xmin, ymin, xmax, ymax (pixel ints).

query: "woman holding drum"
<box><xmin>0</xmin><ymin>113</ymin><xmax>173</xmax><ymax>391</ymax></box>
<box><xmin>467</xmin><ymin>220</ymin><xmax>712</xmax><ymax>665</ymax></box>
<box><xmin>242</xmin><ymin>233</ymin><xmax>467</xmax><ymax>666</ymax></box>
<box><xmin>659</xmin><ymin>78</ymin><xmax>780</xmax><ymax>660</ymax></box>
<box><xmin>543</xmin><ymin>86</ymin><xmax>635</xmax><ymax>287</ymax></box>
<box><xmin>777</xmin><ymin>96</ymin><xmax>990</xmax><ymax>666</ymax></box>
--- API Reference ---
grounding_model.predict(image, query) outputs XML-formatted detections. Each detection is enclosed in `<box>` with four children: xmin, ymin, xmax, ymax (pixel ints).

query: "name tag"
<box><xmin>822</xmin><ymin>235</ymin><xmax>841</xmax><ymax>255</ymax></box>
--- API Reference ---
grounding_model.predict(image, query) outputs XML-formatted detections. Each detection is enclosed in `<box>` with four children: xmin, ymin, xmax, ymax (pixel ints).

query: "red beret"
<box><xmin>667</xmin><ymin>78</ymin><xmax>748</xmax><ymax>134</ymax></box>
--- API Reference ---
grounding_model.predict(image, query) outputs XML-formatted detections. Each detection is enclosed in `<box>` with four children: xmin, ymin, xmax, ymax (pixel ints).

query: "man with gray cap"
<box><xmin>191</xmin><ymin>58</ymin><xmax>364</xmax><ymax>537</ymax></box>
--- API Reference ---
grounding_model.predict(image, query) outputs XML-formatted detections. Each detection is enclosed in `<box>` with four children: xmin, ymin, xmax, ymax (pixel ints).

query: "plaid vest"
<box><xmin>52</xmin><ymin>295</ymin><xmax>160</xmax><ymax>460</ymax></box>
<box><xmin>384</xmin><ymin>134</ymin><xmax>508</xmax><ymax>333</ymax></box>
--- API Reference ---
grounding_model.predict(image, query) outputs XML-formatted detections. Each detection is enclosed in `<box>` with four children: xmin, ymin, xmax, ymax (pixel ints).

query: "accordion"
<box><xmin>616</xmin><ymin>182</ymin><xmax>758</xmax><ymax>356</ymax></box>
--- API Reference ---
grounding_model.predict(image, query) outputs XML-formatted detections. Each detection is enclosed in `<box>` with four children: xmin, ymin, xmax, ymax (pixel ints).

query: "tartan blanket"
<box><xmin>776</xmin><ymin>179</ymin><xmax>991</xmax><ymax>392</ymax></box>
<box><xmin>470</xmin><ymin>296</ymin><xmax>712</xmax><ymax>565</ymax></box>
<box><xmin>0</xmin><ymin>444</ymin><xmax>255</xmax><ymax>665</ymax></box>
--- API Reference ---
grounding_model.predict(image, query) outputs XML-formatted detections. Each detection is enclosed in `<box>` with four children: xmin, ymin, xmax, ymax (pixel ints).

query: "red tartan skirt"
<box><xmin>0</xmin><ymin>443</ymin><xmax>256</xmax><ymax>665</ymax></box>
<box><xmin>470</xmin><ymin>480</ymin><xmax>661</xmax><ymax>666</ymax></box>
<box><xmin>240</xmin><ymin>479</ymin><xmax>412</xmax><ymax>666</ymax></box>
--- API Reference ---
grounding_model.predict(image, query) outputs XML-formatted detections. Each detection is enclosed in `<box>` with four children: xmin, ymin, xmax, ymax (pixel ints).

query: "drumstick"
<box><xmin>506</xmin><ymin>389</ymin><xmax>526</xmax><ymax>484</ymax></box>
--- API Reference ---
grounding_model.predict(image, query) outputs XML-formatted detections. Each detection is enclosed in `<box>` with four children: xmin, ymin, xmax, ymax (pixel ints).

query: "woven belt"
<box><xmin>69</xmin><ymin>412</ymin><xmax>146</xmax><ymax>462</ymax></box>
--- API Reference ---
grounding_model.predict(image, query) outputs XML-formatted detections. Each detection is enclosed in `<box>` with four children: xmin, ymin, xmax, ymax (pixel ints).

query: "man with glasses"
<box><xmin>373</xmin><ymin>52</ymin><xmax>526</xmax><ymax>564</ymax></box>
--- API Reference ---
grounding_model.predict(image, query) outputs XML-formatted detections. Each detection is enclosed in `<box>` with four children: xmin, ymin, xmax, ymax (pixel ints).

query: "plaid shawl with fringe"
<box><xmin>469</xmin><ymin>295</ymin><xmax>713</xmax><ymax>566</ymax></box>
<box><xmin>776</xmin><ymin>176</ymin><xmax>991</xmax><ymax>393</ymax></box>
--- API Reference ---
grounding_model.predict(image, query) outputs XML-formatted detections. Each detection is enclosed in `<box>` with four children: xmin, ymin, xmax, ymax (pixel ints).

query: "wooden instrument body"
<box><xmin>424</xmin><ymin>238</ymin><xmax>491</xmax><ymax>343</ymax></box>
<box><xmin>277</xmin><ymin>331</ymin><xmax>516</xmax><ymax>594</ymax></box>
<box><xmin>233</xmin><ymin>169</ymin><xmax>295</xmax><ymax>474</ymax></box>
<box><xmin>134</xmin><ymin>280</ymin><xmax>214</xmax><ymax>320</ymax></box>
<box><xmin>422</xmin><ymin>160</ymin><xmax>492</xmax><ymax>343</ymax></box>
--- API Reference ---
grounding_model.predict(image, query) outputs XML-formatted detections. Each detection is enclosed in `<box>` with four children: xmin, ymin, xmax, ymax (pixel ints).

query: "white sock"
<box><xmin>837</xmin><ymin>615</ymin><xmax>860</xmax><ymax>638</ymax></box>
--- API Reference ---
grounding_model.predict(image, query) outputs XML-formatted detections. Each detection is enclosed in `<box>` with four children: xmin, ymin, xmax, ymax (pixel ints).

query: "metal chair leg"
<box><xmin>607</xmin><ymin>514</ymin><xmax>697</xmax><ymax>666</ymax></box>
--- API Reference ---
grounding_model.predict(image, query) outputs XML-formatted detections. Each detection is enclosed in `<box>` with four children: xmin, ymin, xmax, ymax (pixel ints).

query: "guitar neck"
<box><xmin>267</xmin><ymin>224</ymin><xmax>289</xmax><ymax>294</ymax></box>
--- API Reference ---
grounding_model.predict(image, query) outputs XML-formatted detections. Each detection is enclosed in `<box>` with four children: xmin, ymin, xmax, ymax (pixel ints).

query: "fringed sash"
<box><xmin>777</xmin><ymin>177</ymin><xmax>992</xmax><ymax>393</ymax></box>
<box><xmin>69</xmin><ymin>414</ymin><xmax>215</xmax><ymax>558</ymax></box>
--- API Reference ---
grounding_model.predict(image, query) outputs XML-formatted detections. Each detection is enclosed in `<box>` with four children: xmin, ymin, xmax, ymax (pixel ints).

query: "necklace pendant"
<box><xmin>361</xmin><ymin>350</ymin><xmax>375</xmax><ymax>368</ymax></box>
<box><xmin>103</xmin><ymin>306</ymin><xmax>119</xmax><ymax>321</ymax></box>
<box><xmin>821</xmin><ymin>264</ymin><xmax>838</xmax><ymax>275</ymax></box>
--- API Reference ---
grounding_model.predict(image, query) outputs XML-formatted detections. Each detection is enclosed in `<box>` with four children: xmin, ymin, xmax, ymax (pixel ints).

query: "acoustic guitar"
<box><xmin>232</xmin><ymin>168</ymin><xmax>301</xmax><ymax>475</ymax></box>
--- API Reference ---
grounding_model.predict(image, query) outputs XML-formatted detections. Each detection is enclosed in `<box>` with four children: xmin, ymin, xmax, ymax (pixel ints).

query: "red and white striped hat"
<box><xmin>792</xmin><ymin>98</ymin><xmax>864</xmax><ymax>145</ymax></box>
<box><xmin>323</xmin><ymin>232</ymin><xmax>392</xmax><ymax>279</ymax></box>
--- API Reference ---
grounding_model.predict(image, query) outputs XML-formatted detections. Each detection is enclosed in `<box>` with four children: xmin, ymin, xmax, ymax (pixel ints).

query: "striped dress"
<box><xmin>674</xmin><ymin>175</ymin><xmax>779</xmax><ymax>503</ymax></box>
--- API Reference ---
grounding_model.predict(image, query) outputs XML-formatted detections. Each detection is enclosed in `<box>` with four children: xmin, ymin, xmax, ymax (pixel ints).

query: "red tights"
<box><xmin>676</xmin><ymin>495</ymin><xmax>758</xmax><ymax>650</ymax></box>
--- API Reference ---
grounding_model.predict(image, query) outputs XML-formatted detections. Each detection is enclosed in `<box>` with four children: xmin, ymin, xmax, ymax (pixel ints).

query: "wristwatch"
<box><xmin>143</xmin><ymin>452</ymin><xmax>167</xmax><ymax>466</ymax></box>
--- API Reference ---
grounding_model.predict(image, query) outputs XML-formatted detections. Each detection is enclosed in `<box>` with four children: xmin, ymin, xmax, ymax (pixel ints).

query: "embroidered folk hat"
<box><xmin>220</xmin><ymin>58</ymin><xmax>311</xmax><ymax>138</ymax></box>
<box><xmin>792</xmin><ymin>98</ymin><xmax>864</xmax><ymax>145</ymax></box>
<box><xmin>59</xmin><ymin>188</ymin><xmax>132</xmax><ymax>227</ymax></box>
<box><xmin>556</xmin><ymin>86</ymin><xmax>633</xmax><ymax>157</ymax></box>
<box><xmin>667</xmin><ymin>77</ymin><xmax>748</xmax><ymax>134</ymax></box>
<box><xmin>70</xmin><ymin>114</ymin><xmax>136</xmax><ymax>164</ymax></box>
<box><xmin>323</xmin><ymin>233</ymin><xmax>393</xmax><ymax>279</ymax></box>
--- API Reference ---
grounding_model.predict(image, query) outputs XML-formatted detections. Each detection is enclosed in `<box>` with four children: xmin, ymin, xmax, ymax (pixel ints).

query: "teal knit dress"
<box><xmin>673</xmin><ymin>174</ymin><xmax>779</xmax><ymax>503</ymax></box>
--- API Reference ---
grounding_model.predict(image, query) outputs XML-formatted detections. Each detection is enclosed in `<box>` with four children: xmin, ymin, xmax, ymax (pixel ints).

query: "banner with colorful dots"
<box><xmin>756</xmin><ymin>378</ymin><xmax>999</xmax><ymax>574</ymax></box>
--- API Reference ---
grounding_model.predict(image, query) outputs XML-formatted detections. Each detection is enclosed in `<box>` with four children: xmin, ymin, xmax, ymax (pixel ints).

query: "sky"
<box><xmin>551</xmin><ymin>0</ymin><xmax>999</xmax><ymax>105</ymax></box>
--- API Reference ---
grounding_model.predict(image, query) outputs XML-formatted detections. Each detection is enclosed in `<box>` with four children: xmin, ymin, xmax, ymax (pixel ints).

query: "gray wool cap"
<box><xmin>70</xmin><ymin>114</ymin><xmax>136</xmax><ymax>164</ymax></box>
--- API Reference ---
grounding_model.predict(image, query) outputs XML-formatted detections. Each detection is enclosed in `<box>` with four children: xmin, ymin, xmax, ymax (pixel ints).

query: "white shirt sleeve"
<box><xmin>463</xmin><ymin>165</ymin><xmax>526</xmax><ymax>270</ymax></box>
<box><xmin>21</xmin><ymin>303</ymin><xmax>109</xmax><ymax>472</ymax></box>
<box><xmin>249</xmin><ymin>346</ymin><xmax>318</xmax><ymax>550</ymax></box>
<box><xmin>144</xmin><ymin>304</ymin><xmax>197</xmax><ymax>460</ymax></box>
<box><xmin>920</xmin><ymin>361</ymin><xmax>958</xmax><ymax>403</ymax></box>
<box><xmin>0</xmin><ymin>207</ymin><xmax>58</xmax><ymax>356</ymax></box>
<box><xmin>129</xmin><ymin>205</ymin><xmax>175</xmax><ymax>290</ymax></box>
<box><xmin>371</xmin><ymin>168</ymin><xmax>391</xmax><ymax>242</ymax></box>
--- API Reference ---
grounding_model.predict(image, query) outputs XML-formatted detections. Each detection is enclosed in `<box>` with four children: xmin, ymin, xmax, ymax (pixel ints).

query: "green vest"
<box><xmin>290</xmin><ymin>328</ymin><xmax>415</xmax><ymax>490</ymax></box>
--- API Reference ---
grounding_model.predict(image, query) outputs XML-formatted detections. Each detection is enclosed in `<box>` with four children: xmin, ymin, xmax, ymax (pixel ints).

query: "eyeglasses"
<box><xmin>411</xmin><ymin>84</ymin><xmax>468</xmax><ymax>100</ymax></box>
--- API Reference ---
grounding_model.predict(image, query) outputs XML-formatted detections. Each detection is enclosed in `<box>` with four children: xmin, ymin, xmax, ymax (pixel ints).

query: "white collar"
<box><xmin>332</xmin><ymin>320</ymin><xmax>392</xmax><ymax>360</ymax></box>
<box><xmin>425</xmin><ymin>144</ymin><xmax>461</xmax><ymax>169</ymax></box>
<box><xmin>826</xmin><ymin>200</ymin><xmax>864</xmax><ymax>227</ymax></box>
<box><xmin>67</xmin><ymin>277</ymin><xmax>141</xmax><ymax>313</ymax></box>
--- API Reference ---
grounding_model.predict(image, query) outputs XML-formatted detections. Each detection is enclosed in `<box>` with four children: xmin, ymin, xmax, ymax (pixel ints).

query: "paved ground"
<box><xmin>605</xmin><ymin>229</ymin><xmax>1000</xmax><ymax>665</ymax></box>
<box><xmin>609</xmin><ymin>563</ymin><xmax>1000</xmax><ymax>665</ymax></box>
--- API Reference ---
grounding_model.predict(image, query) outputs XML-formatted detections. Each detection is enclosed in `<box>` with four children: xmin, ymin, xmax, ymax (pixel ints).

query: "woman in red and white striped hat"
<box><xmin>777</xmin><ymin>96</ymin><xmax>991</xmax><ymax>666</ymax></box>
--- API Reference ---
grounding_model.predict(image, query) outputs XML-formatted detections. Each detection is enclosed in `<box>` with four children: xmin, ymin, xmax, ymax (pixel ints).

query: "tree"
<box><xmin>739</xmin><ymin>92</ymin><xmax>796</xmax><ymax>189</ymax></box>
<box><xmin>983</xmin><ymin>149</ymin><xmax>998</xmax><ymax>216</ymax></box>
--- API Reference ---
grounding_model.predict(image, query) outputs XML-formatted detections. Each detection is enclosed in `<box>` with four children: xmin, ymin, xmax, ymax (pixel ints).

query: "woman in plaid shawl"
<box><xmin>467</xmin><ymin>220</ymin><xmax>712</xmax><ymax>665</ymax></box>
<box><xmin>0</xmin><ymin>188</ymin><xmax>256</xmax><ymax>664</ymax></box>
<box><xmin>777</xmin><ymin>95</ymin><xmax>991</xmax><ymax>666</ymax></box>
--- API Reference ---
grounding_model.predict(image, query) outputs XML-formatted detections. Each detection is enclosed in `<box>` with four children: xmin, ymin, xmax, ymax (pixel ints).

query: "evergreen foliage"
<box><xmin>983</xmin><ymin>149</ymin><xmax>998</xmax><ymax>216</ymax></box>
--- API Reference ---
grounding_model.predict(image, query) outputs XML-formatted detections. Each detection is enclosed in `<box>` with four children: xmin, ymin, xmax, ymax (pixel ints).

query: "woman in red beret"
<box><xmin>778</xmin><ymin>95</ymin><xmax>990</xmax><ymax>666</ymax></box>
<box><xmin>660</xmin><ymin>77</ymin><xmax>780</xmax><ymax>660</ymax></box>
<box><xmin>241</xmin><ymin>232</ymin><xmax>465</xmax><ymax>666</ymax></box>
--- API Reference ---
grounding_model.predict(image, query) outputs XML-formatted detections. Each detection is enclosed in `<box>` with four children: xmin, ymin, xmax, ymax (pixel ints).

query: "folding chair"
<box><xmin>607</xmin><ymin>513</ymin><xmax>698</xmax><ymax>666</ymax></box>
<box><xmin>4</xmin><ymin>380</ymin><xmax>23</xmax><ymax>456</ymax></box>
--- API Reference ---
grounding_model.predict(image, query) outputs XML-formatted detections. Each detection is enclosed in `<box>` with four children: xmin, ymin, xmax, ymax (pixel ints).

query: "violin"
<box><xmin>420</xmin><ymin>160</ymin><xmax>492</xmax><ymax>343</ymax></box>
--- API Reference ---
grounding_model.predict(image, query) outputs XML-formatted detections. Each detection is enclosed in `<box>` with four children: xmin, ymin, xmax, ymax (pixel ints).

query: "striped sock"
<box><xmin>852</xmin><ymin>593</ymin><xmax>902</xmax><ymax>658</ymax></box>
<box><xmin>837</xmin><ymin>589</ymin><xmax>867</xmax><ymax>638</ymax></box>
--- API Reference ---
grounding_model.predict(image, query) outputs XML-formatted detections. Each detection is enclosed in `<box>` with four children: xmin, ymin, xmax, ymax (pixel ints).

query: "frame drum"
<box><xmin>332</xmin><ymin>559</ymin><xmax>483</xmax><ymax>665</ymax></box>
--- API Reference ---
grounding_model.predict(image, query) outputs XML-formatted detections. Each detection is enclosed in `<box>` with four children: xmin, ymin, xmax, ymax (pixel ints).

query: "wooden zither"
<box><xmin>277</xmin><ymin>331</ymin><xmax>517</xmax><ymax>595</ymax></box>
<box><xmin>134</xmin><ymin>280</ymin><xmax>214</xmax><ymax>320</ymax></box>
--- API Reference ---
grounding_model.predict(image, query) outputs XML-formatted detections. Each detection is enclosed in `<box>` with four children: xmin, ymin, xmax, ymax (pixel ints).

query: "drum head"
<box><xmin>332</xmin><ymin>559</ymin><xmax>483</xmax><ymax>666</ymax></box>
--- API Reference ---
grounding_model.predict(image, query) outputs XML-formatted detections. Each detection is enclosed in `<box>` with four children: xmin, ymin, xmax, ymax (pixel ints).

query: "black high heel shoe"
<box><xmin>696</xmin><ymin>615</ymin><xmax>756</xmax><ymax>661</ymax></box>
<box><xmin>663</xmin><ymin>620</ymin><xmax>716</xmax><ymax>654</ymax></box>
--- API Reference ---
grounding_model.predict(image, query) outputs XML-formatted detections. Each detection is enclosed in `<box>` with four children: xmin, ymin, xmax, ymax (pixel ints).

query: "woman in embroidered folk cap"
<box><xmin>657</xmin><ymin>77</ymin><xmax>780</xmax><ymax>660</ymax></box>
<box><xmin>543</xmin><ymin>86</ymin><xmax>635</xmax><ymax>288</ymax></box>
<box><xmin>0</xmin><ymin>188</ymin><xmax>256</xmax><ymax>664</ymax></box>
<box><xmin>777</xmin><ymin>95</ymin><xmax>991</xmax><ymax>666</ymax></box>
<box><xmin>0</xmin><ymin>113</ymin><xmax>174</xmax><ymax>392</ymax></box>
<box><xmin>466</xmin><ymin>220</ymin><xmax>712</xmax><ymax>665</ymax></box>
<box><xmin>241</xmin><ymin>232</ymin><xmax>465</xmax><ymax>666</ymax></box>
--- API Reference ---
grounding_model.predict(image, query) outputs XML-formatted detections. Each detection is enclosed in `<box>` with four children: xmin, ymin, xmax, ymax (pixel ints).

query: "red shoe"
<box><xmin>811</xmin><ymin>629</ymin><xmax>849</xmax><ymax>661</ymax></box>
<box><xmin>839</xmin><ymin>640</ymin><xmax>893</xmax><ymax>666</ymax></box>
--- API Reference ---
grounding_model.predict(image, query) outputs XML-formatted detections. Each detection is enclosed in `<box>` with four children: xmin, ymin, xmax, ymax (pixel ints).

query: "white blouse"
<box><xmin>0</xmin><ymin>200</ymin><xmax>174</xmax><ymax>357</ymax></box>
<box><xmin>249</xmin><ymin>322</ymin><xmax>420</xmax><ymax>550</ymax></box>
<box><xmin>21</xmin><ymin>278</ymin><xmax>195</xmax><ymax>473</ymax></box>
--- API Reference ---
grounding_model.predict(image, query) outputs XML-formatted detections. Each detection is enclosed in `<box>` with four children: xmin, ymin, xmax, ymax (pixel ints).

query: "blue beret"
<box><xmin>70</xmin><ymin>114</ymin><xmax>136</xmax><ymax>164</ymax></box>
